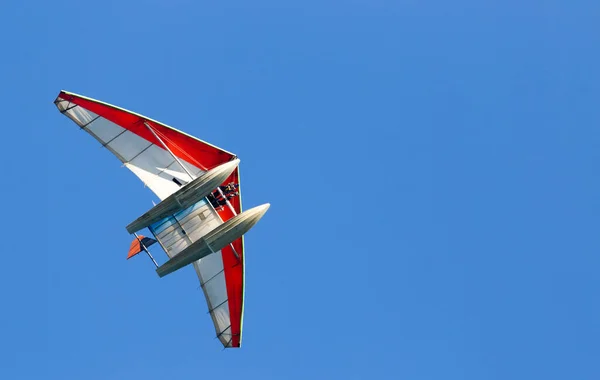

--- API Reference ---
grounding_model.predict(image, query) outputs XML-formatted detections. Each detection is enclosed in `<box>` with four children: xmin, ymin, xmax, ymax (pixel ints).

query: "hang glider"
<box><xmin>53</xmin><ymin>90</ymin><xmax>270</xmax><ymax>348</ymax></box>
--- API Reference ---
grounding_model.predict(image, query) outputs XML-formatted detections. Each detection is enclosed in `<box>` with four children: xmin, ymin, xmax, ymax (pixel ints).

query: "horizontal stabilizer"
<box><xmin>126</xmin><ymin>159</ymin><xmax>240</xmax><ymax>234</ymax></box>
<box><xmin>127</xmin><ymin>235</ymin><xmax>157</xmax><ymax>259</ymax></box>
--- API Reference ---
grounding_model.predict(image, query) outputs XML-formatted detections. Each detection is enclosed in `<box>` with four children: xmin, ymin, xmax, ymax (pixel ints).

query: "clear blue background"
<box><xmin>1</xmin><ymin>1</ymin><xmax>599</xmax><ymax>379</ymax></box>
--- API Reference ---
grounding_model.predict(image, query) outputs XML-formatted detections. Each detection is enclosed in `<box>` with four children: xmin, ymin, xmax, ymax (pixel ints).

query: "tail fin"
<box><xmin>127</xmin><ymin>235</ymin><xmax>157</xmax><ymax>259</ymax></box>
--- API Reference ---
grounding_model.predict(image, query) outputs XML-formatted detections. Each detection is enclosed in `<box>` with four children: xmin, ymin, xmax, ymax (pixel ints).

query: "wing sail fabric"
<box><xmin>54</xmin><ymin>90</ymin><xmax>246</xmax><ymax>348</ymax></box>
<box><xmin>54</xmin><ymin>91</ymin><xmax>235</xmax><ymax>200</ymax></box>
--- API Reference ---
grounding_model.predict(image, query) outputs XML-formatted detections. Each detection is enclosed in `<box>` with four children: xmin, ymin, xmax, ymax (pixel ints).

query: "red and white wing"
<box><xmin>54</xmin><ymin>91</ymin><xmax>246</xmax><ymax>348</ymax></box>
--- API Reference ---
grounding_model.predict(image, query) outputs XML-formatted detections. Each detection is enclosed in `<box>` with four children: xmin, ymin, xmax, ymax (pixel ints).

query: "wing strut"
<box><xmin>144</xmin><ymin>121</ymin><xmax>196</xmax><ymax>180</ymax></box>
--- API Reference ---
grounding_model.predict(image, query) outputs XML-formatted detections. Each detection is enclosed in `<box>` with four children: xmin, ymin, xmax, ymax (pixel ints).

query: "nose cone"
<box><xmin>204</xmin><ymin>203</ymin><xmax>271</xmax><ymax>252</ymax></box>
<box><xmin>251</xmin><ymin>203</ymin><xmax>270</xmax><ymax>218</ymax></box>
<box><xmin>241</xmin><ymin>203</ymin><xmax>270</xmax><ymax>229</ymax></box>
<box><xmin>205</xmin><ymin>158</ymin><xmax>240</xmax><ymax>188</ymax></box>
<box><xmin>235</xmin><ymin>203</ymin><xmax>270</xmax><ymax>230</ymax></box>
<box><xmin>215</xmin><ymin>158</ymin><xmax>240</xmax><ymax>174</ymax></box>
<box><xmin>203</xmin><ymin>158</ymin><xmax>240</xmax><ymax>185</ymax></box>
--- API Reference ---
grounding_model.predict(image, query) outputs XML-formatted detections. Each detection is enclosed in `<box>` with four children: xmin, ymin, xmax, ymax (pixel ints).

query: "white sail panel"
<box><xmin>194</xmin><ymin>253</ymin><xmax>231</xmax><ymax>345</ymax></box>
<box><xmin>56</xmin><ymin>97</ymin><xmax>204</xmax><ymax>200</ymax></box>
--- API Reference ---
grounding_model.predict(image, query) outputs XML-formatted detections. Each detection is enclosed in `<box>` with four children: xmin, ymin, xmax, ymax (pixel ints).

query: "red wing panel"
<box><xmin>58</xmin><ymin>91</ymin><xmax>235</xmax><ymax>170</ymax></box>
<box><xmin>216</xmin><ymin>167</ymin><xmax>244</xmax><ymax>347</ymax></box>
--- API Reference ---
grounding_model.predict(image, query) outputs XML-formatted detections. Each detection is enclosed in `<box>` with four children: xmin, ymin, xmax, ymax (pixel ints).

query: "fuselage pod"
<box><xmin>156</xmin><ymin>203</ymin><xmax>270</xmax><ymax>278</ymax></box>
<box><xmin>126</xmin><ymin>159</ymin><xmax>240</xmax><ymax>234</ymax></box>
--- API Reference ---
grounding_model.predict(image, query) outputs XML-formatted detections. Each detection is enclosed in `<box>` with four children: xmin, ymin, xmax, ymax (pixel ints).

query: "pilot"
<box><xmin>218</xmin><ymin>191</ymin><xmax>238</xmax><ymax>205</ymax></box>
<box><xmin>226</xmin><ymin>191</ymin><xmax>239</xmax><ymax>199</ymax></box>
<box><xmin>207</xmin><ymin>193</ymin><xmax>219</xmax><ymax>208</ymax></box>
<box><xmin>210</xmin><ymin>187</ymin><xmax>240</xmax><ymax>211</ymax></box>
<box><xmin>207</xmin><ymin>191</ymin><xmax>225</xmax><ymax>208</ymax></box>
<box><xmin>220</xmin><ymin>182</ymin><xmax>239</xmax><ymax>194</ymax></box>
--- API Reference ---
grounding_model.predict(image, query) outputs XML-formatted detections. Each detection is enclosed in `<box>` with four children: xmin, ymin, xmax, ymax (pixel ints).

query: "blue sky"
<box><xmin>1</xmin><ymin>1</ymin><xmax>599</xmax><ymax>379</ymax></box>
